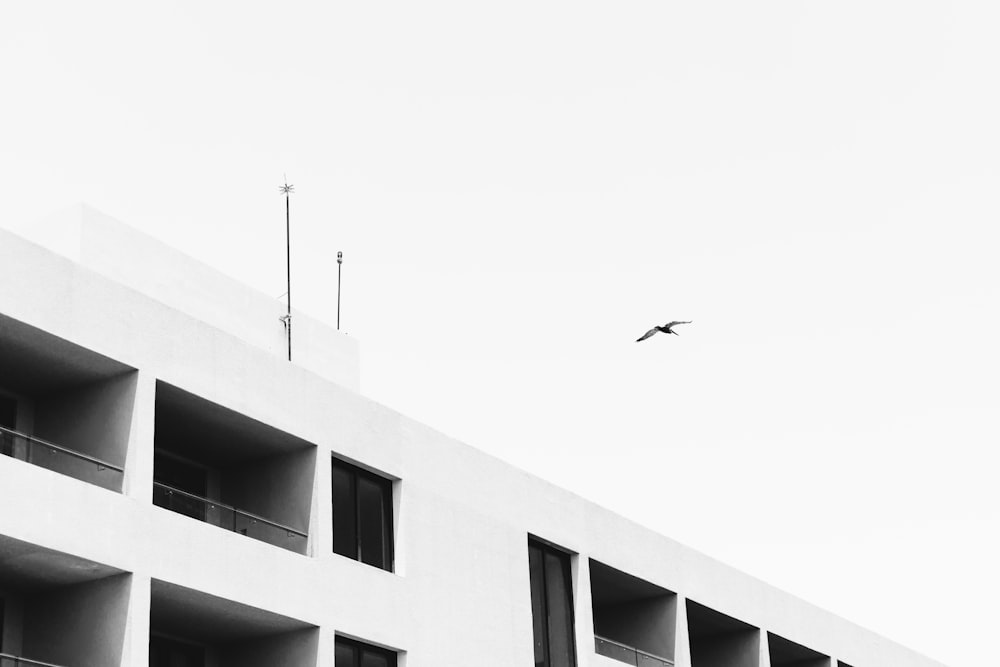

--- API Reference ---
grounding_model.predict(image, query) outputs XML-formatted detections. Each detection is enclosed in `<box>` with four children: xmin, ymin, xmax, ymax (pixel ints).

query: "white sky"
<box><xmin>2</xmin><ymin>2</ymin><xmax>998</xmax><ymax>664</ymax></box>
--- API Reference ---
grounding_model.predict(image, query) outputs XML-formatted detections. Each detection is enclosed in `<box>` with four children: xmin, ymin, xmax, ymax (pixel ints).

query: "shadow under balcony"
<box><xmin>768</xmin><ymin>632</ymin><xmax>830</xmax><ymax>667</ymax></box>
<box><xmin>0</xmin><ymin>535</ymin><xmax>130</xmax><ymax>667</ymax></box>
<box><xmin>153</xmin><ymin>382</ymin><xmax>315</xmax><ymax>554</ymax></box>
<box><xmin>0</xmin><ymin>314</ymin><xmax>134</xmax><ymax>492</ymax></box>
<box><xmin>686</xmin><ymin>600</ymin><xmax>760</xmax><ymax>667</ymax></box>
<box><xmin>590</xmin><ymin>560</ymin><xmax>676</xmax><ymax>667</ymax></box>
<box><xmin>150</xmin><ymin>579</ymin><xmax>318</xmax><ymax>667</ymax></box>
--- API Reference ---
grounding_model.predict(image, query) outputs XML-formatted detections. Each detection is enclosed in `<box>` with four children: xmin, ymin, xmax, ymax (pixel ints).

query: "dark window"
<box><xmin>0</xmin><ymin>395</ymin><xmax>16</xmax><ymax>457</ymax></box>
<box><xmin>528</xmin><ymin>539</ymin><xmax>577</xmax><ymax>667</ymax></box>
<box><xmin>335</xmin><ymin>636</ymin><xmax>397</xmax><ymax>667</ymax></box>
<box><xmin>332</xmin><ymin>458</ymin><xmax>393</xmax><ymax>571</ymax></box>
<box><xmin>150</xmin><ymin>635</ymin><xmax>205</xmax><ymax>667</ymax></box>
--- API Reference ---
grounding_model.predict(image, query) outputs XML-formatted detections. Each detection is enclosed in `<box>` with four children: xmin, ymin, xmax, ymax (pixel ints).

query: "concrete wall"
<box><xmin>34</xmin><ymin>372</ymin><xmax>136</xmax><ymax>491</ymax></box>
<box><xmin>23</xmin><ymin>573</ymin><xmax>131</xmax><ymax>667</ymax></box>
<box><xmin>221</xmin><ymin>627</ymin><xmax>319</xmax><ymax>667</ymax></box>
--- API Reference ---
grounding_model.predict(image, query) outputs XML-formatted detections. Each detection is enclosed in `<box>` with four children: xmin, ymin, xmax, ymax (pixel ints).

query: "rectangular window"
<box><xmin>332</xmin><ymin>457</ymin><xmax>393</xmax><ymax>571</ymax></box>
<box><xmin>335</xmin><ymin>636</ymin><xmax>397</xmax><ymax>667</ymax></box>
<box><xmin>528</xmin><ymin>539</ymin><xmax>577</xmax><ymax>667</ymax></box>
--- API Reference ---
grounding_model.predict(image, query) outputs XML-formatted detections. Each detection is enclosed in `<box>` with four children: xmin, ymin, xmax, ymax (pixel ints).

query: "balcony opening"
<box><xmin>768</xmin><ymin>633</ymin><xmax>829</xmax><ymax>667</ymax></box>
<box><xmin>0</xmin><ymin>314</ymin><xmax>135</xmax><ymax>492</ymax></box>
<box><xmin>589</xmin><ymin>560</ymin><xmax>676</xmax><ymax>666</ymax></box>
<box><xmin>0</xmin><ymin>535</ymin><xmax>130</xmax><ymax>667</ymax></box>
<box><xmin>686</xmin><ymin>600</ymin><xmax>760</xmax><ymax>667</ymax></box>
<box><xmin>153</xmin><ymin>382</ymin><xmax>316</xmax><ymax>554</ymax></box>
<box><xmin>149</xmin><ymin>579</ymin><xmax>318</xmax><ymax>667</ymax></box>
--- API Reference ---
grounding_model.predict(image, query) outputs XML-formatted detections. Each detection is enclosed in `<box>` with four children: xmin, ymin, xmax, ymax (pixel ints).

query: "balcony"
<box><xmin>596</xmin><ymin>636</ymin><xmax>674</xmax><ymax>667</ymax></box>
<box><xmin>768</xmin><ymin>633</ymin><xmax>830</xmax><ymax>667</ymax></box>
<box><xmin>0</xmin><ymin>313</ymin><xmax>135</xmax><ymax>492</ymax></box>
<box><xmin>686</xmin><ymin>600</ymin><xmax>760</xmax><ymax>667</ymax></box>
<box><xmin>153</xmin><ymin>381</ymin><xmax>315</xmax><ymax>554</ymax></box>
<box><xmin>150</xmin><ymin>579</ymin><xmax>318</xmax><ymax>667</ymax></box>
<box><xmin>152</xmin><ymin>482</ymin><xmax>307</xmax><ymax>549</ymax></box>
<box><xmin>0</xmin><ymin>426</ymin><xmax>123</xmax><ymax>490</ymax></box>
<box><xmin>590</xmin><ymin>560</ymin><xmax>677</xmax><ymax>667</ymax></box>
<box><xmin>0</xmin><ymin>535</ymin><xmax>130</xmax><ymax>666</ymax></box>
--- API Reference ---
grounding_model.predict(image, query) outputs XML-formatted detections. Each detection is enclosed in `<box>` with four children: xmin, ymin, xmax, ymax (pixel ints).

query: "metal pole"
<box><xmin>337</xmin><ymin>251</ymin><xmax>343</xmax><ymax>330</ymax></box>
<box><xmin>279</xmin><ymin>179</ymin><xmax>295</xmax><ymax>361</ymax></box>
<box><xmin>286</xmin><ymin>192</ymin><xmax>291</xmax><ymax>361</ymax></box>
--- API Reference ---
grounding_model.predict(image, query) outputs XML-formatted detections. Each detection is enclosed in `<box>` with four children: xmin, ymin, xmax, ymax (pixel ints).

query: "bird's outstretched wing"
<box><xmin>636</xmin><ymin>328</ymin><xmax>660</xmax><ymax>342</ymax></box>
<box><xmin>663</xmin><ymin>320</ymin><xmax>692</xmax><ymax>329</ymax></box>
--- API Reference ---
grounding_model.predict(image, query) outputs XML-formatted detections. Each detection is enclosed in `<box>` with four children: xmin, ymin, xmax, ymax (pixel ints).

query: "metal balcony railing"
<box><xmin>0</xmin><ymin>425</ymin><xmax>124</xmax><ymax>489</ymax></box>
<box><xmin>0</xmin><ymin>652</ymin><xmax>68</xmax><ymax>667</ymax></box>
<box><xmin>153</xmin><ymin>481</ymin><xmax>308</xmax><ymax>547</ymax></box>
<box><xmin>595</xmin><ymin>636</ymin><xmax>674</xmax><ymax>667</ymax></box>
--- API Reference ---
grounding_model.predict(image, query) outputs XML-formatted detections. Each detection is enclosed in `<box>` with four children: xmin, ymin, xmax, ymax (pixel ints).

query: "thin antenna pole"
<box><xmin>279</xmin><ymin>178</ymin><xmax>295</xmax><ymax>361</ymax></box>
<box><xmin>337</xmin><ymin>251</ymin><xmax>343</xmax><ymax>330</ymax></box>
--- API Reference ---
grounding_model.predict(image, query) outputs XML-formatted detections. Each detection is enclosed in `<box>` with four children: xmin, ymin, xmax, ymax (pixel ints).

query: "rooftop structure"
<box><xmin>0</xmin><ymin>207</ymin><xmax>944</xmax><ymax>666</ymax></box>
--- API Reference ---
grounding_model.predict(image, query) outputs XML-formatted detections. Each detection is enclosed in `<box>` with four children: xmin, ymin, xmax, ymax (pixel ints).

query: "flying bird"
<box><xmin>636</xmin><ymin>321</ymin><xmax>692</xmax><ymax>342</ymax></box>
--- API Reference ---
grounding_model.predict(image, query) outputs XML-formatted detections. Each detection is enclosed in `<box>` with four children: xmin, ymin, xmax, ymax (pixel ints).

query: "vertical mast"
<box><xmin>337</xmin><ymin>251</ymin><xmax>343</xmax><ymax>331</ymax></box>
<box><xmin>279</xmin><ymin>178</ymin><xmax>295</xmax><ymax>361</ymax></box>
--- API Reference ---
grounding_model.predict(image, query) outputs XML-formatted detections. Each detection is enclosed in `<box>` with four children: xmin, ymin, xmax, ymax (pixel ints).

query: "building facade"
<box><xmin>0</xmin><ymin>207</ymin><xmax>944</xmax><ymax>667</ymax></box>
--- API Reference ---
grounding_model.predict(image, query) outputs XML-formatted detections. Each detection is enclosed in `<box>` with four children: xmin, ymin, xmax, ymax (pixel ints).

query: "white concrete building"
<box><xmin>0</xmin><ymin>206</ymin><xmax>944</xmax><ymax>667</ymax></box>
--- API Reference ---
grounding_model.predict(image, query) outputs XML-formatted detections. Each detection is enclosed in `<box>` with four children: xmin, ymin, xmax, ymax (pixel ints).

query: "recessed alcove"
<box><xmin>149</xmin><ymin>579</ymin><xmax>318</xmax><ymax>667</ymax></box>
<box><xmin>686</xmin><ymin>600</ymin><xmax>759</xmax><ymax>667</ymax></box>
<box><xmin>590</xmin><ymin>559</ymin><xmax>676</xmax><ymax>666</ymax></box>
<box><xmin>0</xmin><ymin>313</ymin><xmax>135</xmax><ymax>492</ymax></box>
<box><xmin>0</xmin><ymin>535</ymin><xmax>130</xmax><ymax>667</ymax></box>
<box><xmin>153</xmin><ymin>381</ymin><xmax>316</xmax><ymax>554</ymax></box>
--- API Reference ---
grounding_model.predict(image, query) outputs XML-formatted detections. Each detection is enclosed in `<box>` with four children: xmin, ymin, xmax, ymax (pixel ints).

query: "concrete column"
<box><xmin>121</xmin><ymin>572</ymin><xmax>151</xmax><ymax>667</ymax></box>
<box><xmin>313</xmin><ymin>447</ymin><xmax>333</xmax><ymax>559</ymax></box>
<box><xmin>759</xmin><ymin>629</ymin><xmax>772</xmax><ymax>667</ymax></box>
<box><xmin>673</xmin><ymin>596</ymin><xmax>692</xmax><ymax>667</ymax></box>
<box><xmin>572</xmin><ymin>553</ymin><xmax>595</xmax><ymax>666</ymax></box>
<box><xmin>123</xmin><ymin>370</ymin><xmax>156</xmax><ymax>502</ymax></box>
<box><xmin>316</xmin><ymin>624</ymin><xmax>337</xmax><ymax>667</ymax></box>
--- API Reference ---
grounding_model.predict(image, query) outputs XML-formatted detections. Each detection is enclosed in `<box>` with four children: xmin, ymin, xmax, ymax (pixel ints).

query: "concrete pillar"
<box><xmin>759</xmin><ymin>629</ymin><xmax>772</xmax><ymax>667</ymax></box>
<box><xmin>316</xmin><ymin>625</ymin><xmax>337</xmax><ymax>667</ymax></box>
<box><xmin>673</xmin><ymin>596</ymin><xmax>692</xmax><ymax>667</ymax></box>
<box><xmin>123</xmin><ymin>370</ymin><xmax>156</xmax><ymax>502</ymax></box>
<box><xmin>121</xmin><ymin>572</ymin><xmax>151</xmax><ymax>667</ymax></box>
<box><xmin>313</xmin><ymin>447</ymin><xmax>333</xmax><ymax>559</ymax></box>
<box><xmin>572</xmin><ymin>552</ymin><xmax>595</xmax><ymax>665</ymax></box>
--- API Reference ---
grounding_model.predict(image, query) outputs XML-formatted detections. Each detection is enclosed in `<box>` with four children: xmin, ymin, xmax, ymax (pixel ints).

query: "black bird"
<box><xmin>636</xmin><ymin>321</ymin><xmax>692</xmax><ymax>342</ymax></box>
